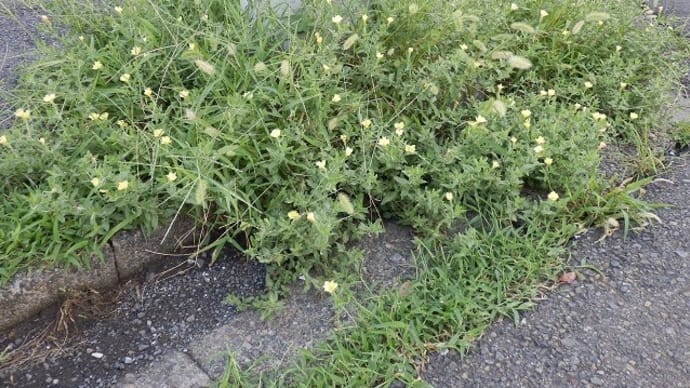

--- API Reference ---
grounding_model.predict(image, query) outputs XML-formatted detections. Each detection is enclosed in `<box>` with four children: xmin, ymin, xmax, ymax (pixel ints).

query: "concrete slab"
<box><xmin>115</xmin><ymin>350</ymin><xmax>211</xmax><ymax>388</ymax></box>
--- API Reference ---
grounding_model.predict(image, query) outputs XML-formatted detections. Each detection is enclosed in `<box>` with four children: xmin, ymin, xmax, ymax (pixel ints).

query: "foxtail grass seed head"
<box><xmin>508</xmin><ymin>55</ymin><xmax>532</xmax><ymax>70</ymax></box>
<box><xmin>323</xmin><ymin>280</ymin><xmax>338</xmax><ymax>294</ymax></box>
<box><xmin>280</xmin><ymin>60</ymin><xmax>291</xmax><ymax>77</ymax></box>
<box><xmin>194</xmin><ymin>59</ymin><xmax>216</xmax><ymax>75</ymax></box>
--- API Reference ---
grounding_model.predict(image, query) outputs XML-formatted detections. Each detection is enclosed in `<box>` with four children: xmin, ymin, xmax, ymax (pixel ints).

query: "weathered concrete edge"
<box><xmin>0</xmin><ymin>215</ymin><xmax>196</xmax><ymax>332</ymax></box>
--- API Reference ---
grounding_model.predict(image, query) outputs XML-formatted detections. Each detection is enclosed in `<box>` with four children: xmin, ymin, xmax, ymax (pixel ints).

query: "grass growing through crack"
<box><xmin>0</xmin><ymin>0</ymin><xmax>687</xmax><ymax>384</ymax></box>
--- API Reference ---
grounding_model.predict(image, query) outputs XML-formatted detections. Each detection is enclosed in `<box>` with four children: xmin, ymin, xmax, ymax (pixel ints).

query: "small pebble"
<box><xmin>91</xmin><ymin>352</ymin><xmax>104</xmax><ymax>359</ymax></box>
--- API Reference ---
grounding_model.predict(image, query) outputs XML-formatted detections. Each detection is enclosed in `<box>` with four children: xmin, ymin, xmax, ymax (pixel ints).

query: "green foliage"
<box><xmin>1</xmin><ymin>0</ymin><xmax>680</xmax><ymax>285</ymax></box>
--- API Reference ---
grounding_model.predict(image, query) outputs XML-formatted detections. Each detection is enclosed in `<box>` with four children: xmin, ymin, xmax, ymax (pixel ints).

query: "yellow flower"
<box><xmin>153</xmin><ymin>129</ymin><xmax>164</xmax><ymax>138</ymax></box>
<box><xmin>460</xmin><ymin>44</ymin><xmax>469</xmax><ymax>51</ymax></box>
<box><xmin>598</xmin><ymin>142</ymin><xmax>607</xmax><ymax>150</ymax></box>
<box><xmin>345</xmin><ymin>146</ymin><xmax>354</xmax><ymax>156</ymax></box>
<box><xmin>316</xmin><ymin>160</ymin><xmax>326</xmax><ymax>170</ymax></box>
<box><xmin>270</xmin><ymin>129</ymin><xmax>281</xmax><ymax>138</ymax></box>
<box><xmin>114</xmin><ymin>6</ymin><xmax>123</xmax><ymax>14</ymax></box>
<box><xmin>117</xmin><ymin>180</ymin><xmax>129</xmax><ymax>191</ymax></box>
<box><xmin>14</xmin><ymin>108</ymin><xmax>31</xmax><ymax>120</ymax></box>
<box><xmin>386</xmin><ymin>16</ymin><xmax>394</xmax><ymax>25</ymax></box>
<box><xmin>166</xmin><ymin>171</ymin><xmax>177</xmax><ymax>182</ymax></box>
<box><xmin>179</xmin><ymin>89</ymin><xmax>190</xmax><ymax>99</ymax></box>
<box><xmin>444</xmin><ymin>192</ymin><xmax>454</xmax><ymax>201</ymax></box>
<box><xmin>323</xmin><ymin>280</ymin><xmax>338</xmax><ymax>294</ymax></box>
<box><xmin>510</xmin><ymin>3</ymin><xmax>518</xmax><ymax>10</ymax></box>
<box><xmin>619</xmin><ymin>82</ymin><xmax>628</xmax><ymax>89</ymax></box>
<box><xmin>407</xmin><ymin>47</ymin><xmax>414</xmax><ymax>54</ymax></box>
<box><xmin>547</xmin><ymin>191</ymin><xmax>559</xmax><ymax>201</ymax></box>
<box><xmin>160</xmin><ymin>136</ymin><xmax>172</xmax><ymax>145</ymax></box>
<box><xmin>40</xmin><ymin>15</ymin><xmax>50</xmax><ymax>24</ymax></box>
<box><xmin>361</xmin><ymin>14</ymin><xmax>368</xmax><ymax>22</ymax></box>
<box><xmin>523</xmin><ymin>119</ymin><xmax>531</xmax><ymax>129</ymax></box>
<box><xmin>539</xmin><ymin>90</ymin><xmax>547</xmax><ymax>96</ymax></box>
<box><xmin>544</xmin><ymin>157</ymin><xmax>553</xmax><ymax>166</ymax></box>
<box><xmin>376</xmin><ymin>52</ymin><xmax>384</xmax><ymax>60</ymax></box>
<box><xmin>38</xmin><ymin>137</ymin><xmax>46</xmax><ymax>144</ymax></box>
<box><xmin>520</xmin><ymin>109</ymin><xmax>531</xmax><ymax>119</ymax></box>
<box><xmin>0</xmin><ymin>135</ymin><xmax>8</xmax><ymax>146</ymax></box>
<box><xmin>394</xmin><ymin>121</ymin><xmax>405</xmax><ymax>131</ymax></box>
<box><xmin>331</xmin><ymin>94</ymin><xmax>342</xmax><ymax>103</ymax></box>
<box><xmin>574</xmin><ymin>103</ymin><xmax>582</xmax><ymax>110</ymax></box>
<box><xmin>540</xmin><ymin>10</ymin><xmax>549</xmax><ymax>19</ymax></box>
<box><xmin>547</xmin><ymin>89</ymin><xmax>556</xmax><ymax>96</ymax></box>
<box><xmin>395</xmin><ymin>128</ymin><xmax>404</xmax><ymax>136</ymax></box>
<box><xmin>119</xmin><ymin>73</ymin><xmax>131</xmax><ymax>83</ymax></box>
<box><xmin>592</xmin><ymin>112</ymin><xmax>607</xmax><ymax>121</ymax></box>
<box><xmin>629</xmin><ymin>112</ymin><xmax>639</xmax><ymax>120</ymax></box>
<box><xmin>43</xmin><ymin>93</ymin><xmax>57</xmax><ymax>103</ymax></box>
<box><xmin>89</xmin><ymin>112</ymin><xmax>100</xmax><ymax>121</ymax></box>
<box><xmin>361</xmin><ymin>119</ymin><xmax>372</xmax><ymax>128</ymax></box>
<box><xmin>144</xmin><ymin>88</ymin><xmax>153</xmax><ymax>97</ymax></box>
<box><xmin>92</xmin><ymin>61</ymin><xmax>103</xmax><ymax>70</ymax></box>
<box><xmin>332</xmin><ymin>15</ymin><xmax>343</xmax><ymax>24</ymax></box>
<box><xmin>99</xmin><ymin>112</ymin><xmax>109</xmax><ymax>120</ymax></box>
<box><xmin>533</xmin><ymin>145</ymin><xmax>544</xmax><ymax>154</ymax></box>
<box><xmin>90</xmin><ymin>177</ymin><xmax>101</xmax><ymax>187</ymax></box>
<box><xmin>491</xmin><ymin>160</ymin><xmax>500</xmax><ymax>169</ymax></box>
<box><xmin>78</xmin><ymin>35</ymin><xmax>84</xmax><ymax>41</ymax></box>
<box><xmin>616</xmin><ymin>45</ymin><xmax>622</xmax><ymax>52</ymax></box>
<box><xmin>306</xmin><ymin>212</ymin><xmax>316</xmax><ymax>223</ymax></box>
<box><xmin>584</xmin><ymin>81</ymin><xmax>593</xmax><ymax>89</ymax></box>
<box><xmin>288</xmin><ymin>210</ymin><xmax>301</xmax><ymax>220</ymax></box>
<box><xmin>510</xmin><ymin>136</ymin><xmax>518</xmax><ymax>144</ymax></box>
<box><xmin>315</xmin><ymin>32</ymin><xmax>323</xmax><ymax>44</ymax></box>
<box><xmin>469</xmin><ymin>115</ymin><xmax>487</xmax><ymax>127</ymax></box>
<box><xmin>131</xmin><ymin>46</ymin><xmax>142</xmax><ymax>56</ymax></box>
<box><xmin>117</xmin><ymin>120</ymin><xmax>128</xmax><ymax>128</ymax></box>
<box><xmin>378</xmin><ymin>137</ymin><xmax>390</xmax><ymax>147</ymax></box>
<box><xmin>535</xmin><ymin>136</ymin><xmax>546</xmax><ymax>145</ymax></box>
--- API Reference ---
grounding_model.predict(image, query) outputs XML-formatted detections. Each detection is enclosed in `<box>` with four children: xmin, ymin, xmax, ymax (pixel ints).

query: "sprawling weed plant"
<box><xmin>0</xmin><ymin>0</ymin><xmax>681</xmax><ymax>287</ymax></box>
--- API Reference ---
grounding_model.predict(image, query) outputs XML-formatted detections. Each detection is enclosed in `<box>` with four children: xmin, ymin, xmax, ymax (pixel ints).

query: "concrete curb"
<box><xmin>0</xmin><ymin>216</ymin><xmax>196</xmax><ymax>332</ymax></box>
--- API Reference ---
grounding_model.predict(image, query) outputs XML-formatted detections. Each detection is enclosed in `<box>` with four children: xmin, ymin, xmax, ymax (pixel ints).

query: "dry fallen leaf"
<box><xmin>559</xmin><ymin>271</ymin><xmax>577</xmax><ymax>284</ymax></box>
